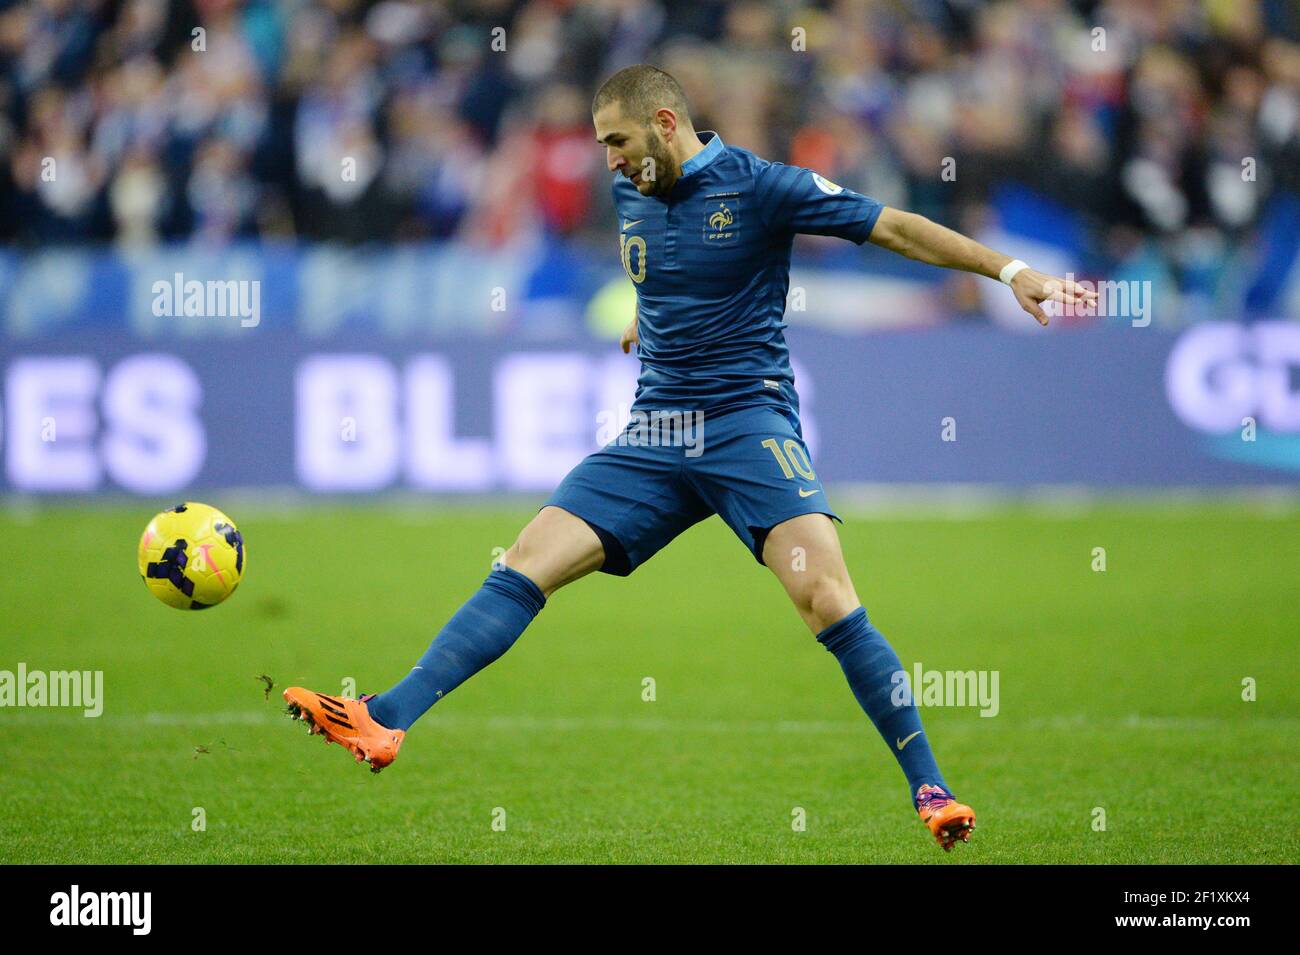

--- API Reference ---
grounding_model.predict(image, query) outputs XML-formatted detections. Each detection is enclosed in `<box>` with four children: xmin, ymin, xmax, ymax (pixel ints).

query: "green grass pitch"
<box><xmin>1</xmin><ymin>500</ymin><xmax>1296</xmax><ymax>864</ymax></box>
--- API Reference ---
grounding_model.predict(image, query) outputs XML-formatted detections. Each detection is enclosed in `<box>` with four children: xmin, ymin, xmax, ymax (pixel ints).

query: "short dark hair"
<box><xmin>592</xmin><ymin>65</ymin><xmax>691</xmax><ymax>126</ymax></box>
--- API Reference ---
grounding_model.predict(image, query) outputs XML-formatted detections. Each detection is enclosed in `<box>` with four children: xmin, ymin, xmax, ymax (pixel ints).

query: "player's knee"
<box><xmin>501</xmin><ymin>535</ymin><xmax>530</xmax><ymax>572</ymax></box>
<box><xmin>500</xmin><ymin>511</ymin><xmax>602</xmax><ymax>596</ymax></box>
<box><xmin>802</xmin><ymin>573</ymin><xmax>858</xmax><ymax>633</ymax></box>
<box><xmin>502</xmin><ymin>525</ymin><xmax>549</xmax><ymax>583</ymax></box>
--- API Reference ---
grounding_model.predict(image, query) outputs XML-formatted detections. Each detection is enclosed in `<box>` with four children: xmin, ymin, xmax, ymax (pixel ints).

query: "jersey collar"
<box><xmin>678</xmin><ymin>131</ymin><xmax>724</xmax><ymax>180</ymax></box>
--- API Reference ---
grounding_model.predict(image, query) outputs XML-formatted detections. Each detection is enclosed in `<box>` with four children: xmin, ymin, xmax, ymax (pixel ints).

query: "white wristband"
<box><xmin>999</xmin><ymin>259</ymin><xmax>1029</xmax><ymax>285</ymax></box>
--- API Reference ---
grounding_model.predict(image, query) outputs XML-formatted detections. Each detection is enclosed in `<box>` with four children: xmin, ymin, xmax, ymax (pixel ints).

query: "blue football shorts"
<box><xmin>544</xmin><ymin>403</ymin><xmax>839</xmax><ymax>575</ymax></box>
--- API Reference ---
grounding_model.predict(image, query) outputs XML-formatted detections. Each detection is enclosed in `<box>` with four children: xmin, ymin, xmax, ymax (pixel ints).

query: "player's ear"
<box><xmin>653</xmin><ymin>107</ymin><xmax>677</xmax><ymax>140</ymax></box>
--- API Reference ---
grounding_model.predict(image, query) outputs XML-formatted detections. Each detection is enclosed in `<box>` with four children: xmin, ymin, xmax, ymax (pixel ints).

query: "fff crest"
<box><xmin>704</xmin><ymin>198</ymin><xmax>738</xmax><ymax>242</ymax></box>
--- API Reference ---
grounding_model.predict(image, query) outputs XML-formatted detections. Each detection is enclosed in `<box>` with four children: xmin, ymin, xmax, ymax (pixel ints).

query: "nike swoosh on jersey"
<box><xmin>798</xmin><ymin>488</ymin><xmax>820</xmax><ymax>498</ymax></box>
<box><xmin>622</xmin><ymin>218</ymin><xmax>644</xmax><ymax>231</ymax></box>
<box><xmin>896</xmin><ymin>731</ymin><xmax>922</xmax><ymax>750</ymax></box>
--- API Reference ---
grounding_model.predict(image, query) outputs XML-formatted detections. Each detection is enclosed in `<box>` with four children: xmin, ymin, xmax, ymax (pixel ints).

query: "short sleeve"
<box><xmin>753</xmin><ymin>161</ymin><xmax>884</xmax><ymax>244</ymax></box>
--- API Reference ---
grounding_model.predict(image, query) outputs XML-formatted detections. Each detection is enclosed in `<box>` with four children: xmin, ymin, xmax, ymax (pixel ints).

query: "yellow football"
<box><xmin>137</xmin><ymin>502</ymin><xmax>246</xmax><ymax>609</ymax></box>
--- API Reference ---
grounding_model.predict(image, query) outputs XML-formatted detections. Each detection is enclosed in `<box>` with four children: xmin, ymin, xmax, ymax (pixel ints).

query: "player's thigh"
<box><xmin>502</xmin><ymin>505</ymin><xmax>605</xmax><ymax>597</ymax></box>
<box><xmin>762</xmin><ymin>513</ymin><xmax>861</xmax><ymax>634</ymax></box>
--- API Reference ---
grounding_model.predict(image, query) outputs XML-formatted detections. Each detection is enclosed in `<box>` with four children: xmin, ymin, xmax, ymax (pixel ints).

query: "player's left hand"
<box><xmin>1009</xmin><ymin>270</ymin><xmax>1097</xmax><ymax>326</ymax></box>
<box><xmin>620</xmin><ymin>309</ymin><xmax>639</xmax><ymax>353</ymax></box>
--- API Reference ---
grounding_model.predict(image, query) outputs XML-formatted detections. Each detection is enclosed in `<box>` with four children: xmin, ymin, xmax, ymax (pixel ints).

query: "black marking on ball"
<box><xmin>145</xmin><ymin>538</ymin><xmax>194</xmax><ymax>597</ymax></box>
<box><xmin>215</xmin><ymin>522</ymin><xmax>244</xmax><ymax>573</ymax></box>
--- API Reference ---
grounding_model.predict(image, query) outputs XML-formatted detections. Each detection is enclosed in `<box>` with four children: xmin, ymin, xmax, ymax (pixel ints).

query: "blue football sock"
<box><xmin>817</xmin><ymin>606</ymin><xmax>948</xmax><ymax>805</ymax></box>
<box><xmin>367</xmin><ymin>566</ymin><xmax>546</xmax><ymax>731</ymax></box>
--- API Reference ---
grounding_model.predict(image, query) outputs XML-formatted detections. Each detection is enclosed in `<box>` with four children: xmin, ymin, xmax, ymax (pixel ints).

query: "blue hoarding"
<box><xmin>2</xmin><ymin>322</ymin><xmax>1297</xmax><ymax>494</ymax></box>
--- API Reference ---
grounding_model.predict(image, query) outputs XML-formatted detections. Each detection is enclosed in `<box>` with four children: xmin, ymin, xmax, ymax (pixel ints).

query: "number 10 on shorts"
<box><xmin>762</xmin><ymin>438</ymin><xmax>816</xmax><ymax>481</ymax></box>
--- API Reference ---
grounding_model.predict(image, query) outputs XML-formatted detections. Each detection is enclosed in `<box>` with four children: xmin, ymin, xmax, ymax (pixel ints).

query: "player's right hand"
<box><xmin>620</xmin><ymin>310</ymin><xmax>639</xmax><ymax>353</ymax></box>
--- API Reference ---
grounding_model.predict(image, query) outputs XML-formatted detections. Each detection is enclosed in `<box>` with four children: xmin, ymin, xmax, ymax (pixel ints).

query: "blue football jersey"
<box><xmin>613</xmin><ymin>131</ymin><xmax>884</xmax><ymax>418</ymax></box>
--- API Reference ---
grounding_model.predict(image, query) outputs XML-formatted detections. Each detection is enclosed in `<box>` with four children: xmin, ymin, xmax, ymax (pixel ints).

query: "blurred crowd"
<box><xmin>0</xmin><ymin>0</ymin><xmax>1297</xmax><ymax>306</ymax></box>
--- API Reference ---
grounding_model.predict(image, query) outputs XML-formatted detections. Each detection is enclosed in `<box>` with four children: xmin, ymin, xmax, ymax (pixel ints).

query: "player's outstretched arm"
<box><xmin>867</xmin><ymin>207</ymin><xmax>1097</xmax><ymax>326</ymax></box>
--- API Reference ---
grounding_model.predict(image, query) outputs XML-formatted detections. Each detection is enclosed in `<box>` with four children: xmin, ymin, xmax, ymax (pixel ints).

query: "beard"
<box><xmin>635</xmin><ymin>133</ymin><xmax>678</xmax><ymax>197</ymax></box>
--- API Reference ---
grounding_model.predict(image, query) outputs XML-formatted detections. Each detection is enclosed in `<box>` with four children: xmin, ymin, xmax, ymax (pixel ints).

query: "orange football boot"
<box><xmin>916</xmin><ymin>784</ymin><xmax>976</xmax><ymax>852</ymax></box>
<box><xmin>283</xmin><ymin>687</ymin><xmax>405</xmax><ymax>773</ymax></box>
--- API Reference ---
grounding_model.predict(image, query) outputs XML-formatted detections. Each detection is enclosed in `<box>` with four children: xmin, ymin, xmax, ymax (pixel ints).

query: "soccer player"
<box><xmin>284</xmin><ymin>65</ymin><xmax>1097</xmax><ymax>851</ymax></box>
